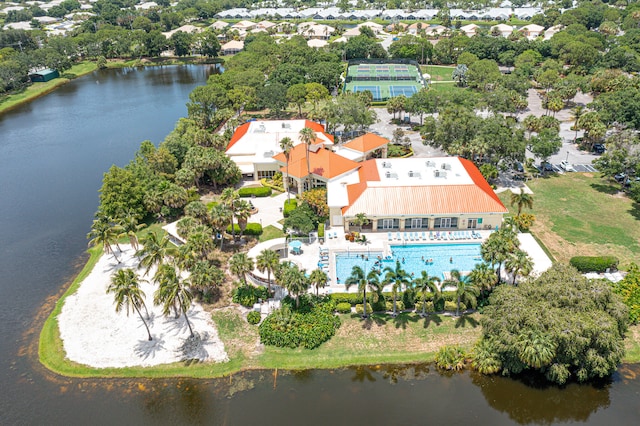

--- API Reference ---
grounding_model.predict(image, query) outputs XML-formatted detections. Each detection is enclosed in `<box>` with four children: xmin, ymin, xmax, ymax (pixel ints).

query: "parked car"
<box><xmin>560</xmin><ymin>161</ymin><xmax>575</xmax><ymax>172</ymax></box>
<box><xmin>593</xmin><ymin>143</ymin><xmax>605</xmax><ymax>154</ymax></box>
<box><xmin>540</xmin><ymin>162</ymin><xmax>554</xmax><ymax>172</ymax></box>
<box><xmin>514</xmin><ymin>162</ymin><xmax>524</xmax><ymax>173</ymax></box>
<box><xmin>614</xmin><ymin>173</ymin><xmax>626</xmax><ymax>183</ymax></box>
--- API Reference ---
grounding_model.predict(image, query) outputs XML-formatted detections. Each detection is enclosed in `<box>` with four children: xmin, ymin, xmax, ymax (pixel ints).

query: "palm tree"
<box><xmin>468</xmin><ymin>262</ymin><xmax>497</xmax><ymax>298</ymax></box>
<box><xmin>119</xmin><ymin>211</ymin><xmax>146</xmax><ymax>251</ymax></box>
<box><xmin>280</xmin><ymin>263</ymin><xmax>309</xmax><ymax>308</ymax></box>
<box><xmin>345</xmin><ymin>265</ymin><xmax>382</xmax><ymax>318</ymax></box>
<box><xmin>510</xmin><ymin>188</ymin><xmax>534</xmax><ymax>216</ymax></box>
<box><xmin>220</xmin><ymin>188</ymin><xmax>239</xmax><ymax>240</ymax></box>
<box><xmin>189</xmin><ymin>260</ymin><xmax>224</xmax><ymax>300</ymax></box>
<box><xmin>229</xmin><ymin>252</ymin><xmax>254</xmax><ymax>286</ymax></box>
<box><xmin>383</xmin><ymin>260</ymin><xmax>411</xmax><ymax>316</ymax></box>
<box><xmin>185</xmin><ymin>224</ymin><xmax>214</xmax><ymax>260</ymax></box>
<box><xmin>309</xmin><ymin>268</ymin><xmax>328</xmax><ymax>296</ymax></box>
<box><xmin>352</xmin><ymin>212</ymin><xmax>370</xmax><ymax>233</ymax></box>
<box><xmin>481</xmin><ymin>231</ymin><xmax>516</xmax><ymax>286</ymax></box>
<box><xmin>107</xmin><ymin>268</ymin><xmax>152</xmax><ymax>341</ymax></box>
<box><xmin>209</xmin><ymin>204</ymin><xmax>231</xmax><ymax>249</ymax></box>
<box><xmin>153</xmin><ymin>264</ymin><xmax>195</xmax><ymax>338</ymax></box>
<box><xmin>279</xmin><ymin>136</ymin><xmax>294</xmax><ymax>201</ymax></box>
<box><xmin>446</xmin><ymin>269</ymin><xmax>479</xmax><ymax>316</ymax></box>
<box><xmin>234</xmin><ymin>199</ymin><xmax>252</xmax><ymax>238</ymax></box>
<box><xmin>505</xmin><ymin>249</ymin><xmax>534</xmax><ymax>285</ymax></box>
<box><xmin>136</xmin><ymin>231</ymin><xmax>176</xmax><ymax>276</ymax></box>
<box><xmin>256</xmin><ymin>249</ymin><xmax>280</xmax><ymax>295</ymax></box>
<box><xmin>87</xmin><ymin>219</ymin><xmax>122</xmax><ymax>263</ymax></box>
<box><xmin>299</xmin><ymin>127</ymin><xmax>316</xmax><ymax>191</ymax></box>
<box><xmin>570</xmin><ymin>105</ymin><xmax>584</xmax><ymax>143</ymax></box>
<box><xmin>413</xmin><ymin>271</ymin><xmax>441</xmax><ymax>317</ymax></box>
<box><xmin>515</xmin><ymin>330</ymin><xmax>556</xmax><ymax>369</ymax></box>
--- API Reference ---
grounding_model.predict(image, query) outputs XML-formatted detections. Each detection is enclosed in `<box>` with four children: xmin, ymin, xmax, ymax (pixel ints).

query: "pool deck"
<box><xmin>248</xmin><ymin>229</ymin><xmax>552</xmax><ymax>295</ymax></box>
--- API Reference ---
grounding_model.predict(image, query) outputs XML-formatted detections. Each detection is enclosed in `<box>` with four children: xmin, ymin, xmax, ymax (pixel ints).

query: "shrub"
<box><xmin>414</xmin><ymin>301</ymin><xmax>435</xmax><ymax>313</ymax></box>
<box><xmin>259</xmin><ymin>304</ymin><xmax>341</xmax><ymax>349</ymax></box>
<box><xmin>247</xmin><ymin>311</ymin><xmax>261</xmax><ymax>325</ymax></box>
<box><xmin>442</xmin><ymin>291</ymin><xmax>456</xmax><ymax>301</ymax></box>
<box><xmin>355</xmin><ymin>303</ymin><xmax>373</xmax><ymax>315</ymax></box>
<box><xmin>330</xmin><ymin>293</ymin><xmax>382</xmax><ymax>307</ymax></box>
<box><xmin>570</xmin><ymin>256</ymin><xmax>619</xmax><ymax>273</ymax></box>
<box><xmin>238</xmin><ymin>186</ymin><xmax>272</xmax><ymax>197</ymax></box>
<box><xmin>232</xmin><ymin>285</ymin><xmax>269</xmax><ymax>307</ymax></box>
<box><xmin>260</xmin><ymin>178</ymin><xmax>284</xmax><ymax>192</ymax></box>
<box><xmin>336</xmin><ymin>302</ymin><xmax>352</xmax><ymax>314</ymax></box>
<box><xmin>444</xmin><ymin>301</ymin><xmax>466</xmax><ymax>312</ymax></box>
<box><xmin>283</xmin><ymin>199</ymin><xmax>297</xmax><ymax>217</ymax></box>
<box><xmin>385</xmin><ymin>300</ymin><xmax>405</xmax><ymax>312</ymax></box>
<box><xmin>435</xmin><ymin>345</ymin><xmax>468</xmax><ymax>370</ymax></box>
<box><xmin>226</xmin><ymin>223</ymin><xmax>263</xmax><ymax>235</ymax></box>
<box><xmin>318</xmin><ymin>222</ymin><xmax>325</xmax><ymax>238</ymax></box>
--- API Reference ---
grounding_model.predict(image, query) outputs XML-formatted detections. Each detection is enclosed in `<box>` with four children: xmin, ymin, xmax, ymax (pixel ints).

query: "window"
<box><xmin>257</xmin><ymin>170</ymin><xmax>276</xmax><ymax>179</ymax></box>
<box><xmin>467</xmin><ymin>218</ymin><xmax>478</xmax><ymax>229</ymax></box>
<box><xmin>406</xmin><ymin>218</ymin><xmax>428</xmax><ymax>229</ymax></box>
<box><xmin>434</xmin><ymin>217</ymin><xmax>458</xmax><ymax>229</ymax></box>
<box><xmin>378</xmin><ymin>218</ymin><xmax>399</xmax><ymax>229</ymax></box>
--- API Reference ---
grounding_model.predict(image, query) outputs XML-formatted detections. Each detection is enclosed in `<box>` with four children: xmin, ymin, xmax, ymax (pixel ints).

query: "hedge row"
<box><xmin>318</xmin><ymin>222</ymin><xmax>325</xmax><ymax>238</ymax></box>
<box><xmin>260</xmin><ymin>178</ymin><xmax>284</xmax><ymax>193</ymax></box>
<box><xmin>259</xmin><ymin>304</ymin><xmax>341</xmax><ymax>349</ymax></box>
<box><xmin>570</xmin><ymin>256</ymin><xmax>619</xmax><ymax>273</ymax></box>
<box><xmin>226</xmin><ymin>223</ymin><xmax>263</xmax><ymax>235</ymax></box>
<box><xmin>238</xmin><ymin>186</ymin><xmax>272</xmax><ymax>197</ymax></box>
<box><xmin>336</xmin><ymin>302</ymin><xmax>352</xmax><ymax>314</ymax></box>
<box><xmin>283</xmin><ymin>199</ymin><xmax>297</xmax><ymax>217</ymax></box>
<box><xmin>330</xmin><ymin>291</ymin><xmax>456</xmax><ymax>307</ymax></box>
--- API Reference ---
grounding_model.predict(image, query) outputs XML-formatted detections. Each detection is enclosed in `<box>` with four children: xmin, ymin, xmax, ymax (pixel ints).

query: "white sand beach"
<box><xmin>58</xmin><ymin>245</ymin><xmax>228</xmax><ymax>368</ymax></box>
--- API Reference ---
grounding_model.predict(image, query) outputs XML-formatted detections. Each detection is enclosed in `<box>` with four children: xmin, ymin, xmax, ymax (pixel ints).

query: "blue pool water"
<box><xmin>335</xmin><ymin>243</ymin><xmax>483</xmax><ymax>283</ymax></box>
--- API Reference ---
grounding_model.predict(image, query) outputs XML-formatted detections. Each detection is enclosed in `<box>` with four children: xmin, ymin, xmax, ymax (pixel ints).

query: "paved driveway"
<box><xmin>370</xmin><ymin>107</ymin><xmax>444</xmax><ymax>158</ymax></box>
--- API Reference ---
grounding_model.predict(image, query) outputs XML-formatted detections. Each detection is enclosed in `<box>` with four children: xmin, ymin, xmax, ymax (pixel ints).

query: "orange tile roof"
<box><xmin>225</xmin><ymin>122</ymin><xmax>250</xmax><ymax>151</ymax></box>
<box><xmin>342</xmin><ymin>158</ymin><xmax>508</xmax><ymax>216</ymax></box>
<box><xmin>343</xmin><ymin>133</ymin><xmax>389</xmax><ymax>153</ymax></box>
<box><xmin>275</xmin><ymin>145</ymin><xmax>360</xmax><ymax>180</ymax></box>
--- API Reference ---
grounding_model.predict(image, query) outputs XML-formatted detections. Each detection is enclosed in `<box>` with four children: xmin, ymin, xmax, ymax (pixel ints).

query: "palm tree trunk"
<box><xmin>456</xmin><ymin>295</ymin><xmax>461</xmax><ymax>317</ymax></box>
<box><xmin>362</xmin><ymin>287</ymin><xmax>367</xmax><ymax>318</ymax></box>
<box><xmin>183</xmin><ymin>309</ymin><xmax>194</xmax><ymax>338</ymax></box>
<box><xmin>393</xmin><ymin>291</ymin><xmax>397</xmax><ymax>316</ymax></box>
<box><xmin>512</xmin><ymin>269</ymin><xmax>518</xmax><ymax>285</ymax></box>
<box><xmin>422</xmin><ymin>294</ymin><xmax>427</xmax><ymax>316</ymax></box>
<box><xmin>286</xmin><ymin>159</ymin><xmax>291</xmax><ymax>202</ymax></box>
<box><xmin>267</xmin><ymin>271</ymin><xmax>272</xmax><ymax>296</ymax></box>
<box><xmin>134</xmin><ymin>304</ymin><xmax>152</xmax><ymax>341</ymax></box>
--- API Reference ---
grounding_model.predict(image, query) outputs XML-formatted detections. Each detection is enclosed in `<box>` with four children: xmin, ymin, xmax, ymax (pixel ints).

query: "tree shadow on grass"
<box><xmin>350</xmin><ymin>313</ymin><xmax>387</xmax><ymax>330</ymax></box>
<box><xmin>590</xmin><ymin>182</ymin><xmax>620</xmax><ymax>195</ymax></box>
<box><xmin>393</xmin><ymin>312</ymin><xmax>419</xmax><ymax>329</ymax></box>
<box><xmin>134</xmin><ymin>337</ymin><xmax>166</xmax><ymax>361</ymax></box>
<box><xmin>454</xmin><ymin>314</ymin><xmax>479</xmax><ymax>329</ymax></box>
<box><xmin>421</xmin><ymin>313</ymin><xmax>443</xmax><ymax>329</ymax></box>
<box><xmin>628</xmin><ymin>202</ymin><xmax>640</xmax><ymax>221</ymax></box>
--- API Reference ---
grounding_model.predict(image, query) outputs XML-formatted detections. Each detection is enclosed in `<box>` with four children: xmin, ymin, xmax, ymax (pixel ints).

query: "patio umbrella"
<box><xmin>289</xmin><ymin>240</ymin><xmax>302</xmax><ymax>253</ymax></box>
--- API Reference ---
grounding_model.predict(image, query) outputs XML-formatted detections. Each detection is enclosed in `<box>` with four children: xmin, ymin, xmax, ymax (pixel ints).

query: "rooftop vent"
<box><xmin>408</xmin><ymin>171</ymin><xmax>421</xmax><ymax>178</ymax></box>
<box><xmin>264</xmin><ymin>150</ymin><xmax>274</xmax><ymax>157</ymax></box>
<box><xmin>425</xmin><ymin>160</ymin><xmax>436</xmax><ymax>168</ymax></box>
<box><xmin>434</xmin><ymin>170</ymin><xmax>447</xmax><ymax>178</ymax></box>
<box><xmin>441</xmin><ymin>163</ymin><xmax>451</xmax><ymax>170</ymax></box>
<box><xmin>382</xmin><ymin>161</ymin><xmax>392</xmax><ymax>168</ymax></box>
<box><xmin>385</xmin><ymin>171</ymin><xmax>398</xmax><ymax>179</ymax></box>
<box><xmin>255</xmin><ymin>124</ymin><xmax>266</xmax><ymax>133</ymax></box>
<box><xmin>281</xmin><ymin>122</ymin><xmax>291</xmax><ymax>129</ymax></box>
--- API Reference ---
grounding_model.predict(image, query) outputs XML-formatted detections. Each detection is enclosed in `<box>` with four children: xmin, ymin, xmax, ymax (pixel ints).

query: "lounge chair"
<box><xmin>388</xmin><ymin>232</ymin><xmax>392</xmax><ymax>241</ymax></box>
<box><xmin>396</xmin><ymin>232</ymin><xmax>401</xmax><ymax>241</ymax></box>
<box><xmin>422</xmin><ymin>232</ymin><xmax>427</xmax><ymax>240</ymax></box>
<box><xmin>410</xmin><ymin>232</ymin><xmax>415</xmax><ymax>241</ymax></box>
<box><xmin>403</xmin><ymin>232</ymin><xmax>409</xmax><ymax>241</ymax></box>
<box><xmin>429</xmin><ymin>232</ymin><xmax>434</xmax><ymax>241</ymax></box>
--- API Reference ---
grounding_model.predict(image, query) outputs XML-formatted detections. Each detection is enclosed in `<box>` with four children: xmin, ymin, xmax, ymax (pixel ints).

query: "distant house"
<box><xmin>520</xmin><ymin>24</ymin><xmax>545</xmax><ymax>40</ymax></box>
<box><xmin>29</xmin><ymin>69</ymin><xmax>59</xmax><ymax>83</ymax></box>
<box><xmin>210</xmin><ymin>20</ymin><xmax>229</xmax><ymax>31</ymax></box>
<box><xmin>544</xmin><ymin>25</ymin><xmax>563</xmax><ymax>40</ymax></box>
<box><xmin>460</xmin><ymin>24</ymin><xmax>480</xmax><ymax>37</ymax></box>
<box><xmin>307</xmin><ymin>39</ymin><xmax>328</xmax><ymax>48</ymax></box>
<box><xmin>490</xmin><ymin>24</ymin><xmax>514</xmax><ymax>38</ymax></box>
<box><xmin>221</xmin><ymin>40</ymin><xmax>244</xmax><ymax>55</ymax></box>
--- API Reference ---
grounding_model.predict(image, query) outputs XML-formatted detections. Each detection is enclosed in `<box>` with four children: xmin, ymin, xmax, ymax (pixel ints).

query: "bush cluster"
<box><xmin>330</xmin><ymin>293</ymin><xmax>386</xmax><ymax>309</ymax></box>
<box><xmin>414</xmin><ymin>301</ymin><xmax>435</xmax><ymax>313</ymax></box>
<box><xmin>259</xmin><ymin>304</ymin><xmax>341</xmax><ymax>349</ymax></box>
<box><xmin>238</xmin><ymin>186</ymin><xmax>272</xmax><ymax>197</ymax></box>
<box><xmin>226</xmin><ymin>223</ymin><xmax>263</xmax><ymax>235</ymax></box>
<box><xmin>385</xmin><ymin>300</ymin><xmax>405</xmax><ymax>312</ymax></box>
<box><xmin>247</xmin><ymin>311</ymin><xmax>261</xmax><ymax>325</ymax></box>
<box><xmin>444</xmin><ymin>301</ymin><xmax>466</xmax><ymax>312</ymax></box>
<box><xmin>355</xmin><ymin>303</ymin><xmax>373</xmax><ymax>315</ymax></box>
<box><xmin>232</xmin><ymin>285</ymin><xmax>269</xmax><ymax>307</ymax></box>
<box><xmin>318</xmin><ymin>222</ymin><xmax>325</xmax><ymax>238</ymax></box>
<box><xmin>335</xmin><ymin>302</ymin><xmax>352</xmax><ymax>314</ymax></box>
<box><xmin>570</xmin><ymin>256</ymin><xmax>619</xmax><ymax>273</ymax></box>
<box><xmin>283</xmin><ymin>199</ymin><xmax>297</xmax><ymax>217</ymax></box>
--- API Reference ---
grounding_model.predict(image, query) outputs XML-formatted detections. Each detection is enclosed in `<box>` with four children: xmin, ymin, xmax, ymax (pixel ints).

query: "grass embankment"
<box><xmin>501</xmin><ymin>173</ymin><xmax>640</xmax><ymax>268</ymax></box>
<box><xmin>259</xmin><ymin>225</ymin><xmax>285</xmax><ymax>242</ymax></box>
<box><xmin>0</xmin><ymin>62</ymin><xmax>98</xmax><ymax>114</ymax></box>
<box><xmin>421</xmin><ymin>65</ymin><xmax>455</xmax><ymax>82</ymax></box>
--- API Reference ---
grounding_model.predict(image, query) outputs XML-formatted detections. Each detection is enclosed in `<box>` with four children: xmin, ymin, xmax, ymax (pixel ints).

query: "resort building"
<box><xmin>225</xmin><ymin>119</ymin><xmax>334</xmax><ymax>182</ymax></box>
<box><xmin>326</xmin><ymin>157</ymin><xmax>508</xmax><ymax>231</ymax></box>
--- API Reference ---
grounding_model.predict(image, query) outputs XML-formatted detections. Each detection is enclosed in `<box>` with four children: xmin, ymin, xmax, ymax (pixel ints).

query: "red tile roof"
<box><xmin>225</xmin><ymin>122</ymin><xmax>250</xmax><ymax>151</ymax></box>
<box><xmin>274</xmin><ymin>145</ymin><xmax>360</xmax><ymax>179</ymax></box>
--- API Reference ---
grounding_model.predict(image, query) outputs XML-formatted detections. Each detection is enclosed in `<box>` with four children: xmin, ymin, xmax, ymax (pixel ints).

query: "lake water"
<box><xmin>1</xmin><ymin>65</ymin><xmax>640</xmax><ymax>424</ymax></box>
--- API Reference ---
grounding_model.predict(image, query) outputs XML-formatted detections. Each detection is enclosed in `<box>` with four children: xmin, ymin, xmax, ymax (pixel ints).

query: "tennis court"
<box><xmin>344</xmin><ymin>62</ymin><xmax>426</xmax><ymax>101</ymax></box>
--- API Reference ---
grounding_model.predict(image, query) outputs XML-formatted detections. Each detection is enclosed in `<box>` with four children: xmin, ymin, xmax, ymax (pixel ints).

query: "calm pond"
<box><xmin>0</xmin><ymin>65</ymin><xmax>639</xmax><ymax>425</ymax></box>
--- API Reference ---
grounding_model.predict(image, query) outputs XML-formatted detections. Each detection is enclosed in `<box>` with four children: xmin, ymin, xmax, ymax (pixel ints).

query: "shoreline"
<box><xmin>0</xmin><ymin>57</ymin><xmax>222</xmax><ymax>115</ymax></box>
<box><xmin>39</xmin><ymin>245</ymin><xmax>640</xmax><ymax>379</ymax></box>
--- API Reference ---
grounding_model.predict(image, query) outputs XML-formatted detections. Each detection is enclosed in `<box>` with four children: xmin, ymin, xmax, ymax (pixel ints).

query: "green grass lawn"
<box><xmin>421</xmin><ymin>65</ymin><xmax>455</xmax><ymax>82</ymax></box>
<box><xmin>500</xmin><ymin>174</ymin><xmax>640</xmax><ymax>268</ymax></box>
<box><xmin>429</xmin><ymin>82</ymin><xmax>459</xmax><ymax>92</ymax></box>
<box><xmin>259</xmin><ymin>225</ymin><xmax>285</xmax><ymax>242</ymax></box>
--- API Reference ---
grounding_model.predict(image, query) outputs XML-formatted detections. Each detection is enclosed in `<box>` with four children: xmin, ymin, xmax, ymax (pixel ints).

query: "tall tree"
<box><xmin>299</xmin><ymin>127</ymin><xmax>316</xmax><ymax>191</ymax></box>
<box><xmin>153</xmin><ymin>264</ymin><xmax>195</xmax><ymax>338</ymax></box>
<box><xmin>309</xmin><ymin>268</ymin><xmax>328</xmax><ymax>296</ymax></box>
<box><xmin>383</xmin><ymin>260</ymin><xmax>411</xmax><ymax>316</ymax></box>
<box><xmin>136</xmin><ymin>231</ymin><xmax>176</xmax><ymax>276</ymax></box>
<box><xmin>229</xmin><ymin>252</ymin><xmax>254</xmax><ymax>286</ymax></box>
<box><xmin>281</xmin><ymin>263</ymin><xmax>309</xmax><ymax>308</ymax></box>
<box><xmin>209</xmin><ymin>204</ymin><xmax>231</xmax><ymax>250</ymax></box>
<box><xmin>256</xmin><ymin>249</ymin><xmax>280</xmax><ymax>295</ymax></box>
<box><xmin>345</xmin><ymin>265</ymin><xmax>382</xmax><ymax>318</ymax></box>
<box><xmin>505</xmin><ymin>249</ymin><xmax>534</xmax><ymax>285</ymax></box>
<box><xmin>279</xmin><ymin>136</ymin><xmax>294</xmax><ymax>200</ymax></box>
<box><xmin>413</xmin><ymin>270</ymin><xmax>441</xmax><ymax>317</ymax></box>
<box><xmin>220</xmin><ymin>188</ymin><xmax>239</xmax><ymax>241</ymax></box>
<box><xmin>107</xmin><ymin>268</ymin><xmax>152</xmax><ymax>341</ymax></box>
<box><xmin>510</xmin><ymin>188</ymin><xmax>534</xmax><ymax>216</ymax></box>
<box><xmin>446</xmin><ymin>269</ymin><xmax>479</xmax><ymax>316</ymax></box>
<box><xmin>352</xmin><ymin>212</ymin><xmax>369</xmax><ymax>233</ymax></box>
<box><xmin>87</xmin><ymin>218</ymin><xmax>122</xmax><ymax>263</ymax></box>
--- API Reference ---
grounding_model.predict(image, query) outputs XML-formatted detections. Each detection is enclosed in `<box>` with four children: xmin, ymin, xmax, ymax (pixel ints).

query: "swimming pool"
<box><xmin>334</xmin><ymin>243</ymin><xmax>483</xmax><ymax>284</ymax></box>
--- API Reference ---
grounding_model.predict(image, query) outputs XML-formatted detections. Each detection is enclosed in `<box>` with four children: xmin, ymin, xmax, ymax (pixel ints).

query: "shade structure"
<box><xmin>289</xmin><ymin>240</ymin><xmax>302</xmax><ymax>249</ymax></box>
